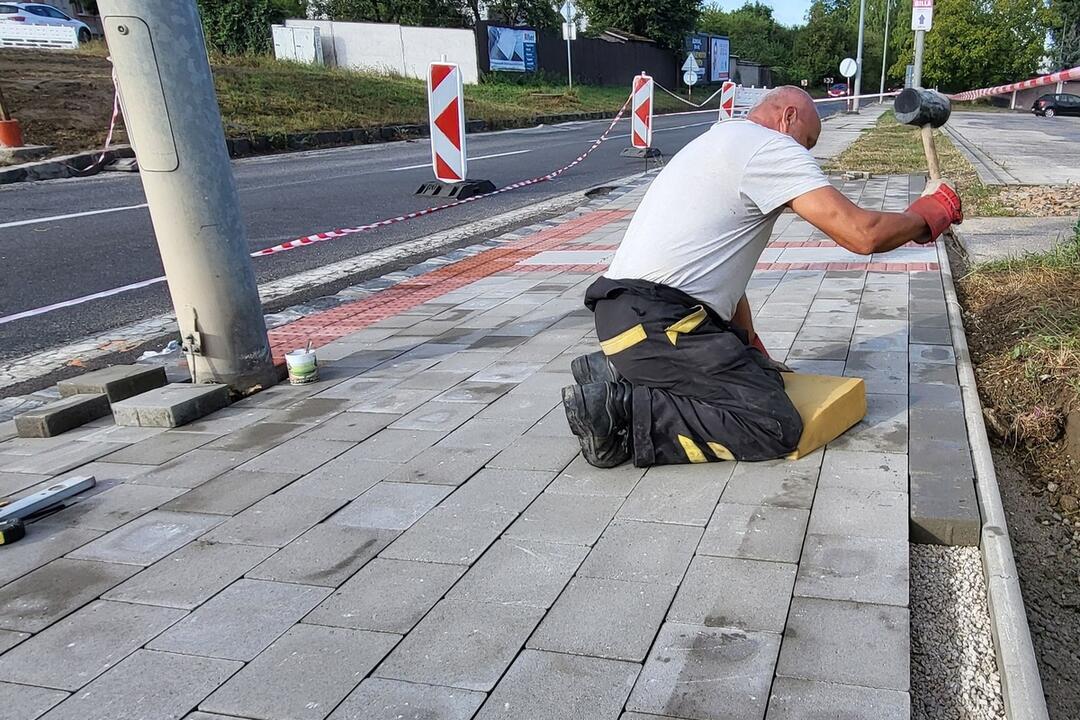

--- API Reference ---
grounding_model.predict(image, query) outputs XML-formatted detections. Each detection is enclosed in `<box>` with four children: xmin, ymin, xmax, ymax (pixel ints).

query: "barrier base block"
<box><xmin>621</xmin><ymin>147</ymin><xmax>662</xmax><ymax>159</ymax></box>
<box><xmin>415</xmin><ymin>179</ymin><xmax>496</xmax><ymax>200</ymax></box>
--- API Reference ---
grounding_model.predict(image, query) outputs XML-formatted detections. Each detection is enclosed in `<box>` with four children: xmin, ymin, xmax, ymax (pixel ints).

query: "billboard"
<box><xmin>709</xmin><ymin>36</ymin><xmax>730</xmax><ymax>82</ymax></box>
<box><xmin>487</xmin><ymin>26</ymin><xmax>537</xmax><ymax>72</ymax></box>
<box><xmin>683</xmin><ymin>33</ymin><xmax>708</xmax><ymax>83</ymax></box>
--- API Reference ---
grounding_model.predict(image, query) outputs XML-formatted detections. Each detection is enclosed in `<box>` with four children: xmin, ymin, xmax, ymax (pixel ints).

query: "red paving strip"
<box><xmin>267</xmin><ymin>210</ymin><xmax>632</xmax><ymax>363</ymax></box>
<box><xmin>509</xmin><ymin>264</ymin><xmax>609</xmax><ymax>273</ymax></box>
<box><xmin>766</xmin><ymin>239</ymin><xmax>927</xmax><ymax>249</ymax></box>
<box><xmin>755</xmin><ymin>262</ymin><xmax>939</xmax><ymax>272</ymax></box>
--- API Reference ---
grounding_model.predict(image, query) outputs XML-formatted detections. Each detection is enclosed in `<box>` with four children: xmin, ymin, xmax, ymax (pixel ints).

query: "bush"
<box><xmin>197</xmin><ymin>0</ymin><xmax>283</xmax><ymax>55</ymax></box>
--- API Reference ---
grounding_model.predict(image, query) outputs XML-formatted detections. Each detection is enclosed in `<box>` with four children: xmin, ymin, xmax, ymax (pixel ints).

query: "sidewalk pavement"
<box><xmin>811</xmin><ymin>103</ymin><xmax>888</xmax><ymax>161</ymax></box>
<box><xmin>956</xmin><ymin>215</ymin><xmax>1078</xmax><ymax>264</ymax></box>
<box><xmin>945</xmin><ymin>112</ymin><xmax>1080</xmax><ymax>185</ymax></box>
<box><xmin>0</xmin><ymin>166</ymin><xmax>965</xmax><ymax>720</ymax></box>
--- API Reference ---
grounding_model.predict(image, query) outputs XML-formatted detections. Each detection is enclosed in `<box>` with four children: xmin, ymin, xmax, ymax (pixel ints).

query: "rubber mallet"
<box><xmin>894</xmin><ymin>87</ymin><xmax>952</xmax><ymax>181</ymax></box>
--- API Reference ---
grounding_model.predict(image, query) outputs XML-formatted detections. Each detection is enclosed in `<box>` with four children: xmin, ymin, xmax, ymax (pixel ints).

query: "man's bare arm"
<box><xmin>730</xmin><ymin>294</ymin><xmax>756</xmax><ymax>344</ymax></box>
<box><xmin>788</xmin><ymin>185</ymin><xmax>930</xmax><ymax>255</ymax></box>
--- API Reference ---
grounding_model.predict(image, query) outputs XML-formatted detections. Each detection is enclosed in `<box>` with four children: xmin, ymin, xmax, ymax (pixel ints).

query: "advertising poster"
<box><xmin>709</xmin><ymin>36</ymin><xmax>730</xmax><ymax>82</ymax></box>
<box><xmin>488</xmin><ymin>26</ymin><xmax>537</xmax><ymax>72</ymax></box>
<box><xmin>683</xmin><ymin>33</ymin><xmax>708</xmax><ymax>82</ymax></box>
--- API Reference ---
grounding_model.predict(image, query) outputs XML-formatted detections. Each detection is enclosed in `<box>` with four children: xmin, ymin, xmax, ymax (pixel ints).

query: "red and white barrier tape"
<box><xmin>249</xmin><ymin>93</ymin><xmax>634</xmax><ymax>258</ymax></box>
<box><xmin>949</xmin><ymin>66</ymin><xmax>1080</xmax><ymax>102</ymax></box>
<box><xmin>655</xmin><ymin>82</ymin><xmax>726</xmax><ymax>109</ymax></box>
<box><xmin>95</xmin><ymin>85</ymin><xmax>120</xmax><ymax>165</ymax></box>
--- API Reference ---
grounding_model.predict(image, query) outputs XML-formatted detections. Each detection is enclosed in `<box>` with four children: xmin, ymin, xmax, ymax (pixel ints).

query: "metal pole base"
<box><xmin>620</xmin><ymin>147</ymin><xmax>663</xmax><ymax>159</ymax></box>
<box><xmin>415</xmin><ymin>179</ymin><xmax>496</xmax><ymax>200</ymax></box>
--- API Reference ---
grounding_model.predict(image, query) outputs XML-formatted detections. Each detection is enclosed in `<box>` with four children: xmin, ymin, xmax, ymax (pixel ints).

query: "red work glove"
<box><xmin>908</xmin><ymin>180</ymin><xmax>963</xmax><ymax>244</ymax></box>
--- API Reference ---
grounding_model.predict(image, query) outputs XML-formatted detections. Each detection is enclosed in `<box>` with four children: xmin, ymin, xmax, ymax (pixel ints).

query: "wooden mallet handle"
<box><xmin>921</xmin><ymin>125</ymin><xmax>942</xmax><ymax>181</ymax></box>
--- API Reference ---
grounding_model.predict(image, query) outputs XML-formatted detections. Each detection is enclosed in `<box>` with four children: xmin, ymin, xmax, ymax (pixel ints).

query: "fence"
<box><xmin>284</xmin><ymin>19</ymin><xmax>480</xmax><ymax>84</ymax></box>
<box><xmin>0</xmin><ymin>24</ymin><xmax>78</xmax><ymax>50</ymax></box>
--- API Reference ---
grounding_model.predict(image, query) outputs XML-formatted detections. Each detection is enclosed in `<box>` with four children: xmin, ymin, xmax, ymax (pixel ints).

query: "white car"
<box><xmin>0</xmin><ymin>3</ymin><xmax>93</xmax><ymax>43</ymax></box>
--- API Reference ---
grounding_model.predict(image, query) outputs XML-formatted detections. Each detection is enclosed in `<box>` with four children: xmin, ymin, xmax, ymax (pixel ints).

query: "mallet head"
<box><xmin>895</xmin><ymin>88</ymin><xmax>951</xmax><ymax>128</ymax></box>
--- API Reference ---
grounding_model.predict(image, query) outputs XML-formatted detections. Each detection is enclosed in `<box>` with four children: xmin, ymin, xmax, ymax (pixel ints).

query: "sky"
<box><xmin>707</xmin><ymin>0</ymin><xmax>813</xmax><ymax>28</ymax></box>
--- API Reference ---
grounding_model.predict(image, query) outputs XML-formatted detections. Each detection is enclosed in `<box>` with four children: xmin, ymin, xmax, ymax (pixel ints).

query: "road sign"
<box><xmin>839</xmin><ymin>57</ymin><xmax>857</xmax><ymax>78</ymax></box>
<box><xmin>560</xmin><ymin>1</ymin><xmax>573</xmax><ymax>21</ymax></box>
<box><xmin>427</xmin><ymin>62</ymin><xmax>467</xmax><ymax>183</ymax></box>
<box><xmin>912</xmin><ymin>6</ymin><xmax>933</xmax><ymax>30</ymax></box>
<box><xmin>561</xmin><ymin>22</ymin><xmax>577</xmax><ymax>40</ymax></box>
<box><xmin>683</xmin><ymin>70</ymin><xmax>698</xmax><ymax>86</ymax></box>
<box><xmin>800</xmin><ymin>79</ymin><xmax>808</xmax><ymax>87</ymax></box>
<box><xmin>682</xmin><ymin>53</ymin><xmax>701</xmax><ymax>74</ymax></box>
<box><xmin>824</xmin><ymin>76</ymin><xmax>834</xmax><ymax>85</ymax></box>
<box><xmin>630</xmin><ymin>73</ymin><xmax>654</xmax><ymax>149</ymax></box>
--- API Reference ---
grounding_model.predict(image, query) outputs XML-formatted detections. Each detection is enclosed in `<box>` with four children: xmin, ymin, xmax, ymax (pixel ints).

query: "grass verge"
<box><xmin>957</xmin><ymin>221</ymin><xmax>1080</xmax><ymax>500</ymax></box>
<box><xmin>0</xmin><ymin>47</ymin><xmax>692</xmax><ymax>158</ymax></box>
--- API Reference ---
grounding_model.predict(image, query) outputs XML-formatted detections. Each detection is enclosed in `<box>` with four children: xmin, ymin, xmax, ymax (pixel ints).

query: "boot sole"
<box><xmin>561</xmin><ymin>385</ymin><xmax>629</xmax><ymax>469</ymax></box>
<box><xmin>570</xmin><ymin>354</ymin><xmax>617</xmax><ymax>386</ymax></box>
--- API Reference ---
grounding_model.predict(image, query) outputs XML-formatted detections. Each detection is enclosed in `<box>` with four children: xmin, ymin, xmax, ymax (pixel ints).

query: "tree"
<box><xmin>888</xmin><ymin>0</ymin><xmax>1049</xmax><ymax>91</ymax></box>
<box><xmin>699</xmin><ymin>2</ymin><xmax>800</xmax><ymax>82</ymax></box>
<box><xmin>1051</xmin><ymin>0</ymin><xmax>1080</xmax><ymax>68</ymax></box>
<box><xmin>576</xmin><ymin>0</ymin><xmax>703</xmax><ymax>50</ymax></box>
<box><xmin>478</xmin><ymin>0</ymin><xmax>561</xmax><ymax>28</ymax></box>
<box><xmin>308</xmin><ymin>0</ymin><xmax>469</xmax><ymax>26</ymax></box>
<box><xmin>197</xmin><ymin>0</ymin><xmax>283</xmax><ymax>54</ymax></box>
<box><xmin>791</xmin><ymin>0</ymin><xmax>855</xmax><ymax>84</ymax></box>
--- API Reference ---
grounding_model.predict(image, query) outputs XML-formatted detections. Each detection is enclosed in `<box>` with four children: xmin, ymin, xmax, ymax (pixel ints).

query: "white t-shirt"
<box><xmin>605</xmin><ymin>119</ymin><xmax>830</xmax><ymax>321</ymax></box>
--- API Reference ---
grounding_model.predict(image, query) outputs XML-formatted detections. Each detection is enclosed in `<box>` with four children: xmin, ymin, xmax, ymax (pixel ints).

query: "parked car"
<box><xmin>1032</xmin><ymin>93</ymin><xmax>1080</xmax><ymax>118</ymax></box>
<box><xmin>827</xmin><ymin>83</ymin><xmax>848</xmax><ymax>98</ymax></box>
<box><xmin>0</xmin><ymin>3</ymin><xmax>93</xmax><ymax>43</ymax></box>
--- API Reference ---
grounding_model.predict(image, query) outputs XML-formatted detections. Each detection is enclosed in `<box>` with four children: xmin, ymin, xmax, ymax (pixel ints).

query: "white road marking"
<box><xmin>0</xmin><ymin>275</ymin><xmax>166</xmax><ymax>325</ymax></box>
<box><xmin>604</xmin><ymin>120</ymin><xmax>715</xmax><ymax>141</ymax></box>
<box><xmin>0</xmin><ymin>203</ymin><xmax>149</xmax><ymax>230</ymax></box>
<box><xmin>388</xmin><ymin>148</ymin><xmax>532</xmax><ymax>172</ymax></box>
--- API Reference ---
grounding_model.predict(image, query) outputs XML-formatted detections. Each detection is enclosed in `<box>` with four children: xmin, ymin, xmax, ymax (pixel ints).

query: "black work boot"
<box><xmin>571</xmin><ymin>351</ymin><xmax>621</xmax><ymax>386</ymax></box>
<box><xmin>561</xmin><ymin>381</ymin><xmax>633</xmax><ymax>468</ymax></box>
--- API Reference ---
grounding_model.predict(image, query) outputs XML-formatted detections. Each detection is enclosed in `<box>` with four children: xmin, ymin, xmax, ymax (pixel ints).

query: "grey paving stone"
<box><xmin>329</xmin><ymin>678</ymin><xmax>484</xmax><ymax>720</ymax></box>
<box><xmin>796</xmin><ymin>534</ymin><xmax>909</xmax><ymax>606</ymax></box>
<box><xmin>909</xmin><ymin>325</ymin><xmax>952</xmax><ymax>345</ymax></box>
<box><xmin>382</xmin><ymin>445</ymin><xmax>496</xmax><ymax>486</ymax></box>
<box><xmin>274</xmin><ymin>455</ymin><xmax>396</xmax><ymax>502</ymax></box>
<box><xmin>0</xmin><ymin>559</ymin><xmax>139</xmax><ymax>633</ymax></box>
<box><xmin>201</xmin><ymin>494</ymin><xmax>344</xmax><ymax>548</ymax></box>
<box><xmin>15</xmin><ymin>394</ymin><xmax>111</xmax><ymax>439</ymax></box>
<box><xmin>446</xmin><ymin>468</ymin><xmax>553</xmax><ymax>514</ymax></box>
<box><xmin>347</xmin><ymin>387</ymin><xmax>441</xmax><ymax>415</ymax></box>
<box><xmin>148</xmin><ymin>579</ymin><xmax>330</xmax><ymax>661</ymax></box>
<box><xmin>37</xmin><ymin>649</ymin><xmax>240</xmax><ymax>720</ymax></box>
<box><xmin>301</xmin><ymin>412</ymin><xmax>397</xmax><ymax>443</ymax></box>
<box><xmin>777</xmin><ymin>597</ymin><xmax>910</xmax><ymax>691</ymax></box>
<box><xmin>505</xmin><ymin>492</ymin><xmax>622</xmax><ymax>546</ymax></box>
<box><xmin>547</xmin><ymin>456</ymin><xmax>646</xmax><ymax>497</ymax></box>
<box><xmin>379</xmin><ymin>503</ymin><xmax>516</xmax><ymax>565</ymax></box>
<box><xmin>528</xmin><ymin>576</ymin><xmax>675</xmax><ymax>662</ymax></box>
<box><xmin>487</xmin><ymin>434</ymin><xmax>580</xmax><ymax>472</ymax></box>
<box><xmin>373</xmin><ymin>598</ymin><xmax>545</xmax><ymax>691</ymax></box>
<box><xmin>111</xmin><ymin>384</ymin><xmax>230</xmax><ymax>429</ymax></box>
<box><xmin>909</xmin><ymin>471</ymin><xmax>981</xmax><ymax>546</ymax></box>
<box><xmin>436</xmin><ymin>417</ymin><xmax>534</xmax><ymax>453</ymax></box>
<box><xmin>201</xmin><ymin>624</ymin><xmax>400</xmax><ymax>720</ymax></box>
<box><xmin>161</xmin><ymin>469</ymin><xmax>301</xmax><ymax>515</ymax></box>
<box><xmin>669</xmin><ymin>555</ymin><xmax>796</xmax><ymax>632</ymax></box>
<box><xmin>818</xmin><ymin>450</ymin><xmax>907</xmax><ymax>492</ymax></box>
<box><xmin>766</xmin><ymin>676</ymin><xmax>910</xmax><ymax>720</ymax></box>
<box><xmin>721</xmin><ymin>458</ymin><xmax>820</xmax><ymax>509</ymax></box>
<box><xmin>57</xmin><ymin>365</ymin><xmax>167</xmax><ymax>403</ymax></box>
<box><xmin>41</xmin><ymin>483</ymin><xmax>185</xmax><ymax>532</ymax></box>
<box><xmin>579</xmin><ymin>520</ymin><xmax>702</xmax><ymax>586</ymax></box>
<box><xmin>349</xmin><ymin>429</ymin><xmax>446</xmax><ymax>462</ymax></box>
<box><xmin>205</xmin><ymin>422</ymin><xmax>308</xmax><ymax>454</ymax></box>
<box><xmin>264</xmin><ymin>398</ymin><xmax>353</xmax><ymax>426</ymax></box>
<box><xmin>476</xmin><ymin>391</ymin><xmax>560</xmax><ymax>423</ymax></box>
<box><xmin>131</xmin><ymin>449</ymin><xmax>254</xmax><ymax>489</ymax></box>
<box><xmin>388</xmin><ymin>400</ymin><xmax>485</xmax><ymax>433</ymax></box>
<box><xmin>626</xmin><ymin>623</ymin><xmax>781</xmax><ymax>720</ymax></box>
<box><xmin>0</xmin><ymin>441</ymin><xmax>117</xmax><ymax>476</ymax></box>
<box><xmin>68</xmin><ymin>511</ymin><xmax>224</xmax><ymax>566</ymax></box>
<box><xmin>0</xmin><ymin>470</ymin><xmax>51</xmax><ymax>497</ymax></box>
<box><xmin>618</xmin><ymin>464</ymin><xmax>732</xmax><ymax>526</ymax></box>
<box><xmin>808</xmin><ymin>486</ymin><xmax>908</xmax><ymax>541</ymax></box>
<box><xmin>698</xmin><ymin>503</ymin><xmax>809</xmax><ymax>564</ymax></box>
<box><xmin>173</xmin><ymin>407</ymin><xmax>272</xmax><ymax>436</ymax></box>
<box><xmin>447</xmin><ymin>538</ymin><xmax>586</xmax><ymax>608</ymax></box>
<box><xmin>787</xmin><ymin>342</ymin><xmax>849</xmax><ymax>361</ymax></box>
<box><xmin>0</xmin><ymin>599</ymin><xmax>185</xmax><ymax>691</ymax></box>
<box><xmin>910</xmin><ymin>361</ymin><xmax>958</xmax><ymax>385</ymax></box>
<box><xmin>784</xmin><ymin>359</ymin><xmax>848</xmax><ymax>376</ymax></box>
<box><xmin>103</xmin><ymin>541</ymin><xmax>275</xmax><ymax>610</ymax></box>
<box><xmin>305</xmin><ymin>558</ymin><xmax>464</xmax><ymax>633</ymax></box>
<box><xmin>0</xmin><ymin>525</ymin><xmax>102</xmax><ymax>585</ymax></box>
<box><xmin>105</xmin><ymin>431</ymin><xmax>218</xmax><ymax>465</ymax></box>
<box><xmin>238</xmin><ymin>437</ymin><xmax>354</xmax><ymax>475</ymax></box>
<box><xmin>0</xmin><ymin>629</ymin><xmax>28</xmax><ymax>654</ymax></box>
<box><xmin>910</xmin><ymin>343</ymin><xmax>955</xmax><ymax>365</ymax></box>
<box><xmin>329</xmin><ymin>482</ymin><xmax>452</xmax><ymax>530</ymax></box>
<box><xmin>475</xmin><ymin>649</ymin><xmax>638</xmax><ymax>720</ymax></box>
<box><xmin>248</xmin><ymin>524</ymin><xmax>396</xmax><ymax>587</ymax></box>
<box><xmin>0</xmin><ymin>681</ymin><xmax>67</xmax><ymax>720</ymax></box>
<box><xmin>435</xmin><ymin>381</ymin><xmax>515</xmax><ymax>404</ymax></box>
<box><xmin>470</xmin><ymin>362</ymin><xmax>545</xmax><ymax>384</ymax></box>
<box><xmin>827</xmin><ymin>393</ymin><xmax>907</xmax><ymax>453</ymax></box>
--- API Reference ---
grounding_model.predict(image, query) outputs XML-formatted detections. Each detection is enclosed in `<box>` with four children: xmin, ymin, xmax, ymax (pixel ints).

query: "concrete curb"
<box><xmin>0</xmin><ymin>146</ymin><xmax>135</xmax><ymax>185</ymax></box>
<box><xmin>937</xmin><ymin>236</ymin><xmax>1050</xmax><ymax>720</ymax></box>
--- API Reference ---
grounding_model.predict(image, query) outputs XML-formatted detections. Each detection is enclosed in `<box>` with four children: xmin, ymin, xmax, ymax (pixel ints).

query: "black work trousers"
<box><xmin>584</xmin><ymin>277</ymin><xmax>803</xmax><ymax>466</ymax></box>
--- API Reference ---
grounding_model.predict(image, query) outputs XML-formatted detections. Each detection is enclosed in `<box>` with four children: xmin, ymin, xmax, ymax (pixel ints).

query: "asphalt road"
<box><xmin>947</xmin><ymin>111</ymin><xmax>1080</xmax><ymax>185</ymax></box>
<box><xmin>0</xmin><ymin>102</ymin><xmax>849</xmax><ymax>361</ymax></box>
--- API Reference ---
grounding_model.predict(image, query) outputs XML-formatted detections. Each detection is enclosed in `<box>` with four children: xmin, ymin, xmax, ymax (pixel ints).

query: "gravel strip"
<box><xmin>911</xmin><ymin>544</ymin><xmax>1006</xmax><ymax>720</ymax></box>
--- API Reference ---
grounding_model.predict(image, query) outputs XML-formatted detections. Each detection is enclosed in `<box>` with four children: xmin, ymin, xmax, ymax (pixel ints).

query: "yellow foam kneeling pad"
<box><xmin>782</xmin><ymin>373</ymin><xmax>867</xmax><ymax>459</ymax></box>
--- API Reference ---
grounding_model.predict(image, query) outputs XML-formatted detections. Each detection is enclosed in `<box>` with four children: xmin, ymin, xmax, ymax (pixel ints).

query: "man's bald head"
<box><xmin>747</xmin><ymin>85</ymin><xmax>821</xmax><ymax>150</ymax></box>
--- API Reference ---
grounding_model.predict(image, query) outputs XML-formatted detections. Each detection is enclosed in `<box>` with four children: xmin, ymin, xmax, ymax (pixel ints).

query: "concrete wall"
<box><xmin>285</xmin><ymin>19</ymin><xmax>480</xmax><ymax>84</ymax></box>
<box><xmin>1009</xmin><ymin>81</ymin><xmax>1080</xmax><ymax>109</ymax></box>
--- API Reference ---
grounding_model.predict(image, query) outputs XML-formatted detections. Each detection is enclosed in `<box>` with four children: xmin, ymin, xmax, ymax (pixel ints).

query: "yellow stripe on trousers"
<box><xmin>599</xmin><ymin>323</ymin><xmax>647</xmax><ymax>355</ymax></box>
<box><xmin>678</xmin><ymin>434</ymin><xmax>708</xmax><ymax>463</ymax></box>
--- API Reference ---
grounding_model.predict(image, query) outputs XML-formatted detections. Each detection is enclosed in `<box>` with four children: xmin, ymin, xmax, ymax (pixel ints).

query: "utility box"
<box><xmin>272</xmin><ymin>24</ymin><xmax>323</xmax><ymax>65</ymax></box>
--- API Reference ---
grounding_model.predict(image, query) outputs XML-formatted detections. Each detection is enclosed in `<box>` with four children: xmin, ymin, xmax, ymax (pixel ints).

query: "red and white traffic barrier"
<box><xmin>631</xmin><ymin>73</ymin><xmax>654</xmax><ymax>149</ymax></box>
<box><xmin>427</xmin><ymin>61</ymin><xmax>468</xmax><ymax>183</ymax></box>
<box><xmin>949</xmin><ymin>66</ymin><xmax>1080</xmax><ymax>102</ymax></box>
<box><xmin>718</xmin><ymin>82</ymin><xmax>770</xmax><ymax>121</ymax></box>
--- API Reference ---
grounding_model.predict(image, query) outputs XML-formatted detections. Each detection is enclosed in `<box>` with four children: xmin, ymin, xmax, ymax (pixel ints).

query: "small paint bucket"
<box><xmin>285</xmin><ymin>348</ymin><xmax>318</xmax><ymax>385</ymax></box>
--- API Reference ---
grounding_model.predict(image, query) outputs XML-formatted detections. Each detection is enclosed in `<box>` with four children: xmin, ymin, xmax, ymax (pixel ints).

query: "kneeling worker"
<box><xmin>563</xmin><ymin>86</ymin><xmax>963</xmax><ymax>468</ymax></box>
